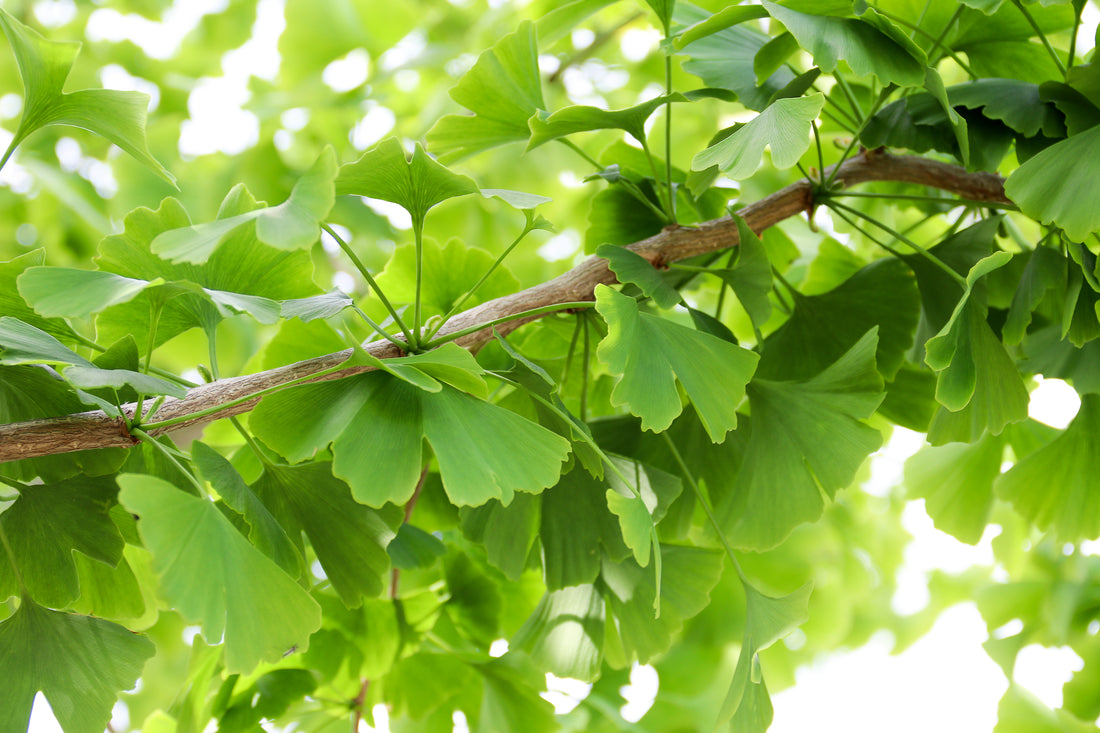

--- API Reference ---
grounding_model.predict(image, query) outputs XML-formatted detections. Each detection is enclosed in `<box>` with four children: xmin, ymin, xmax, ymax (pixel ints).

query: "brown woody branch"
<box><xmin>0</xmin><ymin>150</ymin><xmax>1011</xmax><ymax>462</ymax></box>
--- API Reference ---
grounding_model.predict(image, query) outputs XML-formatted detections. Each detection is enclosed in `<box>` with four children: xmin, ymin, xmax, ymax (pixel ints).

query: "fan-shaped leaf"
<box><xmin>718</xmin><ymin>329</ymin><xmax>885</xmax><ymax>550</ymax></box>
<box><xmin>426</xmin><ymin>21</ymin><xmax>545</xmax><ymax>161</ymax></box>
<box><xmin>692</xmin><ymin>94</ymin><xmax>824</xmax><ymax>178</ymax></box>
<box><xmin>0</xmin><ymin>8</ymin><xmax>173</xmax><ymax>184</ymax></box>
<box><xmin>996</xmin><ymin>394</ymin><xmax>1100</xmax><ymax>541</ymax></box>
<box><xmin>0</xmin><ymin>600</ymin><xmax>155</xmax><ymax>733</ymax></box>
<box><xmin>117</xmin><ymin>474</ymin><xmax>322</xmax><ymax>673</ymax></box>
<box><xmin>595</xmin><ymin>284</ymin><xmax>760</xmax><ymax>441</ymax></box>
<box><xmin>152</xmin><ymin>148</ymin><xmax>336</xmax><ymax>263</ymax></box>
<box><xmin>1004</xmin><ymin>125</ymin><xmax>1100</xmax><ymax>242</ymax></box>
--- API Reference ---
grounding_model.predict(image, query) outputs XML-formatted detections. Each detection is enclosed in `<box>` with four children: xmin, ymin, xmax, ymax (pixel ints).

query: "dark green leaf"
<box><xmin>761</xmin><ymin>2</ymin><xmax>926</xmax><ymax>85</ymax></box>
<box><xmin>597</xmin><ymin>244</ymin><xmax>682</xmax><ymax>309</ymax></box>
<box><xmin>251</xmin><ymin>462</ymin><xmax>400</xmax><ymax>606</ymax></box>
<box><xmin>0</xmin><ymin>474</ymin><xmax>123</xmax><ymax>607</ymax></box>
<box><xmin>0</xmin><ymin>599</ymin><xmax>155</xmax><ymax>733</ymax></box>
<box><xmin>717</xmin><ymin>330</ymin><xmax>885</xmax><ymax>550</ymax></box>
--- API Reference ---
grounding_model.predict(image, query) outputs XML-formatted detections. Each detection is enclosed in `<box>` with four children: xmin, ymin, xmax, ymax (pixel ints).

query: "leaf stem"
<box><xmin>352</xmin><ymin>304</ymin><xmax>415</xmax><ymax>351</ymax></box>
<box><xmin>413</xmin><ymin>217</ymin><xmax>425</xmax><ymax>349</ymax></box>
<box><xmin>824</xmin><ymin>86</ymin><xmax>895</xmax><ymax>189</ymax></box>
<box><xmin>431</xmin><ymin>220</ymin><xmax>538</xmax><ymax>336</ymax></box>
<box><xmin>664</xmin><ymin>54</ymin><xmax>677</xmax><ymax>224</ymax></box>
<box><xmin>823</xmin><ymin>190</ymin><xmax>1017</xmax><ymax>209</ymax></box>
<box><xmin>580</xmin><ymin>311</ymin><xmax>591</xmax><ymax>422</ymax></box>
<box><xmin>131</xmin><ymin>428</ymin><xmax>207</xmax><ymax>495</ymax></box>
<box><xmin>421</xmin><ymin>301</ymin><xmax>597</xmax><ymax>349</ymax></box>
<box><xmin>230</xmin><ymin>416</ymin><xmax>273</xmax><ymax>468</ymax></box>
<box><xmin>811</xmin><ymin>122</ymin><xmax>826</xmax><ymax>186</ymax></box>
<box><xmin>833</xmin><ymin>74</ymin><xmax>865</xmax><ymax>126</ymax></box>
<box><xmin>826</xmin><ymin>199</ymin><xmax>966</xmax><ymax>287</ymax></box>
<box><xmin>1010</xmin><ymin>0</ymin><xmax>1066</xmax><ymax>77</ymax></box>
<box><xmin>322</xmin><ymin>223</ymin><xmax>414</xmax><ymax>347</ymax></box>
<box><xmin>659</xmin><ymin>432</ymin><xmax>745</xmax><ymax>580</ymax></box>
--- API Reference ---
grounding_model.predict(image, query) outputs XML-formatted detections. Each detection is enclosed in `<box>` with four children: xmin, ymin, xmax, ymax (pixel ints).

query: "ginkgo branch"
<box><xmin>0</xmin><ymin>150</ymin><xmax>1012</xmax><ymax>462</ymax></box>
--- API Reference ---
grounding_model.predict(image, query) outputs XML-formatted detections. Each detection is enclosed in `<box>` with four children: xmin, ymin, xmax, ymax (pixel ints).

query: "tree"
<box><xmin>1</xmin><ymin>0</ymin><xmax>1099</xmax><ymax>730</ymax></box>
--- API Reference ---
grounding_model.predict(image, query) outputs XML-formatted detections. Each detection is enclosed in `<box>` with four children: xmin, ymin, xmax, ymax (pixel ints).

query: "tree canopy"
<box><xmin>1</xmin><ymin>0</ymin><xmax>1100</xmax><ymax>731</ymax></box>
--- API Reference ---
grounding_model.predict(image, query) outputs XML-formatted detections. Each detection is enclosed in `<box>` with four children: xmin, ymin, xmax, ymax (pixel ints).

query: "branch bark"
<box><xmin>0</xmin><ymin>150</ymin><xmax>1011</xmax><ymax>462</ymax></box>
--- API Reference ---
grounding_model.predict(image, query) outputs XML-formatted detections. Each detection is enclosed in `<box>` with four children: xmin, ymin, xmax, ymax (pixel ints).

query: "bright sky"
<box><xmin>21</xmin><ymin>0</ymin><xmax>1100</xmax><ymax>731</ymax></box>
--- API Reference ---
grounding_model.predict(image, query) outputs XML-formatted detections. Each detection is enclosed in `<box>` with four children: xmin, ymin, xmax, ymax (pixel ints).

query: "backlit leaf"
<box><xmin>117</xmin><ymin>473</ymin><xmax>322</xmax><ymax>673</ymax></box>
<box><xmin>595</xmin><ymin>284</ymin><xmax>759</xmax><ymax>441</ymax></box>
<box><xmin>692</xmin><ymin>95</ymin><xmax>825</xmax><ymax>178</ymax></box>
<box><xmin>904</xmin><ymin>433</ymin><xmax>1004</xmax><ymax>544</ymax></box>
<box><xmin>996</xmin><ymin>394</ymin><xmax>1100</xmax><ymax>541</ymax></box>
<box><xmin>426</xmin><ymin>21</ymin><xmax>545</xmax><ymax>161</ymax></box>
<box><xmin>336</xmin><ymin>137</ymin><xmax>479</xmax><ymax>228</ymax></box>
<box><xmin>152</xmin><ymin>148</ymin><xmax>337</xmax><ymax>263</ymax></box>
<box><xmin>718</xmin><ymin>580</ymin><xmax>812</xmax><ymax>730</ymax></box>
<box><xmin>0</xmin><ymin>8</ymin><xmax>173</xmax><ymax>184</ymax></box>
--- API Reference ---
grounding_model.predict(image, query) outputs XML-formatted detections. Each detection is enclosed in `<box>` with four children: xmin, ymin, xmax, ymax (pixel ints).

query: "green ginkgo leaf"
<box><xmin>595</xmin><ymin>284</ymin><xmax>759</xmax><ymax>441</ymax></box>
<box><xmin>252</xmin><ymin>369</ymin><xmax>570</xmax><ymax>508</ymax></box>
<box><xmin>673</xmin><ymin>6</ymin><xmax>770</xmax><ymax>49</ymax></box>
<box><xmin>0</xmin><ymin>474</ymin><xmax>124</xmax><ymax>608</ymax></box>
<box><xmin>92</xmin><ymin>193</ymin><xmax>317</xmax><ymax>348</ymax></box>
<box><xmin>528</xmin><ymin>94</ymin><xmax>687</xmax><ymax>150</ymax></box>
<box><xmin>677</xmin><ymin>4</ymin><xmax>796</xmax><ymax>112</ymax></box>
<box><xmin>0</xmin><ymin>599</ymin><xmax>155</xmax><ymax>733</ymax></box>
<box><xmin>374</xmin><ymin>237</ymin><xmax>520</xmax><ymax>318</ymax></box>
<box><xmin>117</xmin><ymin>473</ymin><xmax>322</xmax><ymax>674</ymax></box>
<box><xmin>17</xmin><ymin>268</ymin><xmax>160</xmax><ymax>320</ymax></box>
<box><xmin>925</xmin><ymin>253</ymin><xmax>1029</xmax><ymax>433</ymax></box>
<box><xmin>152</xmin><ymin>148</ymin><xmax>337</xmax><ymax>263</ymax></box>
<box><xmin>761</xmin><ymin>2</ymin><xmax>926</xmax><ymax>85</ymax></box>
<box><xmin>718</xmin><ymin>329</ymin><xmax>885</xmax><ymax>550</ymax></box>
<box><xmin>540</xmin><ymin>465</ymin><xmax>632</xmax><ymax>590</ymax></box>
<box><xmin>251</xmin><ymin>462</ymin><xmax>400</xmax><ymax>607</ymax></box>
<box><xmin>717</xmin><ymin>580</ymin><xmax>812</xmax><ymax>730</ymax></box>
<box><xmin>0</xmin><ymin>316</ymin><xmax>93</xmax><ymax>367</ymax></box>
<box><xmin>337</xmin><ymin>138</ymin><xmax>479</xmax><ymax>231</ymax></box>
<box><xmin>512</xmin><ymin>583</ymin><xmax>605</xmax><ymax>681</ymax></box>
<box><xmin>692</xmin><ymin>95</ymin><xmax>825</xmax><ymax>179</ymax></box>
<box><xmin>904</xmin><ymin>433</ymin><xmax>1004</xmax><ymax>544</ymax></box>
<box><xmin>1004</xmin><ymin>125</ymin><xmax>1100</xmax><ymax>242</ymax></box>
<box><xmin>190</xmin><ymin>442</ymin><xmax>304</xmax><ymax>578</ymax></box>
<box><xmin>996</xmin><ymin>394</ymin><xmax>1100</xmax><ymax>542</ymax></box>
<box><xmin>0</xmin><ymin>8</ymin><xmax>174</xmax><ymax>184</ymax></box>
<box><xmin>426</xmin><ymin>21</ymin><xmax>545</xmax><ymax>161</ymax></box>
<box><xmin>279</xmin><ymin>290</ymin><xmax>355</xmax><ymax>322</ymax></box>
<box><xmin>599</xmin><ymin>545</ymin><xmax>724</xmax><ymax>666</ymax></box>
<box><xmin>757</xmin><ymin>258</ymin><xmax>920</xmax><ymax>381</ymax></box>
<box><xmin>597</xmin><ymin>244</ymin><xmax>682</xmax><ymax>309</ymax></box>
<box><xmin>0</xmin><ymin>250</ymin><xmax>80</xmax><ymax>343</ymax></box>
<box><xmin>18</xmin><ymin>266</ymin><xmax>280</xmax><ymax>326</ymax></box>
